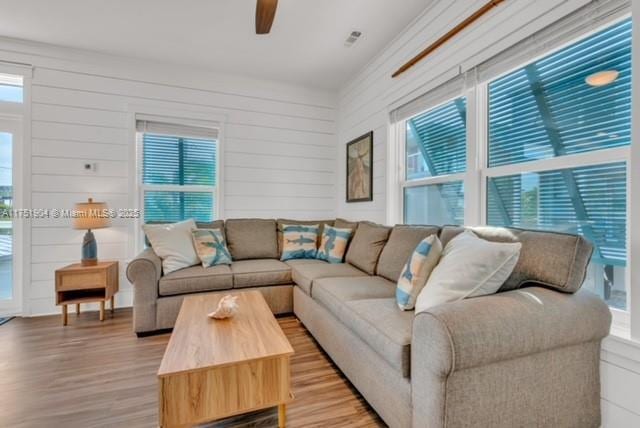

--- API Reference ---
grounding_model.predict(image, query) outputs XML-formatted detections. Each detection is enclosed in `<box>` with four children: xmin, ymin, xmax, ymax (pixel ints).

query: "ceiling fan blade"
<box><xmin>256</xmin><ymin>0</ymin><xmax>278</xmax><ymax>34</ymax></box>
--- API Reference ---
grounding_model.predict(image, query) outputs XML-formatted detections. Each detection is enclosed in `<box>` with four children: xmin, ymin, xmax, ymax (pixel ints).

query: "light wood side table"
<box><xmin>55</xmin><ymin>261</ymin><xmax>119</xmax><ymax>326</ymax></box>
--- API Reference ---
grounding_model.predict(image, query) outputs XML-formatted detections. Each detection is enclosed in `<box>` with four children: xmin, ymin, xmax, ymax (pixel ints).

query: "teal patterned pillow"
<box><xmin>316</xmin><ymin>225</ymin><xmax>353</xmax><ymax>263</ymax></box>
<box><xmin>396</xmin><ymin>235</ymin><xmax>442</xmax><ymax>310</ymax></box>
<box><xmin>280</xmin><ymin>224</ymin><xmax>319</xmax><ymax>261</ymax></box>
<box><xmin>192</xmin><ymin>229</ymin><xmax>232</xmax><ymax>267</ymax></box>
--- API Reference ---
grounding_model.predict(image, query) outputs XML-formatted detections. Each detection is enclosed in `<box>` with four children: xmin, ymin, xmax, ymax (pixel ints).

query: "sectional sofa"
<box><xmin>127</xmin><ymin>218</ymin><xmax>611</xmax><ymax>428</ymax></box>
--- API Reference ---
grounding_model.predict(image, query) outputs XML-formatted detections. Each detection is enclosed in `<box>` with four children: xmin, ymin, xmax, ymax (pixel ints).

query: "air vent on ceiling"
<box><xmin>344</xmin><ymin>31</ymin><xmax>362</xmax><ymax>47</ymax></box>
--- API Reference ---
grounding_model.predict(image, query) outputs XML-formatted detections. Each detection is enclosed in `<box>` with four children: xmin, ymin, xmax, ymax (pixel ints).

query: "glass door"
<box><xmin>0</xmin><ymin>119</ymin><xmax>18</xmax><ymax>315</ymax></box>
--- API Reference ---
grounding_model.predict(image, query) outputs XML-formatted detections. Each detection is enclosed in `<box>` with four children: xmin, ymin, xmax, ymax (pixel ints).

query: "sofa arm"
<box><xmin>411</xmin><ymin>287</ymin><xmax>611</xmax><ymax>428</ymax></box>
<box><xmin>126</xmin><ymin>248</ymin><xmax>162</xmax><ymax>333</ymax></box>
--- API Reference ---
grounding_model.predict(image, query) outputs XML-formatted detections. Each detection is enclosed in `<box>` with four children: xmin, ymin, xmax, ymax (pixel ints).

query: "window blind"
<box><xmin>488</xmin><ymin>17</ymin><xmax>631</xmax><ymax>167</ymax></box>
<box><xmin>406</xmin><ymin>97</ymin><xmax>467</xmax><ymax>177</ymax></box>
<box><xmin>142</xmin><ymin>134</ymin><xmax>217</xmax><ymax>186</ymax></box>
<box><xmin>144</xmin><ymin>191</ymin><xmax>214</xmax><ymax>223</ymax></box>
<box><xmin>390</xmin><ymin>72</ymin><xmax>466</xmax><ymax>123</ymax></box>
<box><xmin>139</xmin><ymin>119</ymin><xmax>218</xmax><ymax>223</ymax></box>
<box><xmin>476</xmin><ymin>0</ymin><xmax>630</xmax><ymax>84</ymax></box>
<box><xmin>136</xmin><ymin>119</ymin><xmax>218</xmax><ymax>140</ymax></box>
<box><xmin>487</xmin><ymin>162</ymin><xmax>627</xmax><ymax>266</ymax></box>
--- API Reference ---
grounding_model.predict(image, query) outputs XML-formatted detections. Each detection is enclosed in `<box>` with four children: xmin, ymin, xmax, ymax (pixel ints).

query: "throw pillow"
<box><xmin>396</xmin><ymin>234</ymin><xmax>442</xmax><ymax>311</ymax></box>
<box><xmin>415</xmin><ymin>230</ymin><xmax>522</xmax><ymax>312</ymax></box>
<box><xmin>316</xmin><ymin>225</ymin><xmax>354</xmax><ymax>263</ymax></box>
<box><xmin>192</xmin><ymin>228</ymin><xmax>232</xmax><ymax>267</ymax></box>
<box><xmin>142</xmin><ymin>219</ymin><xmax>199</xmax><ymax>274</ymax></box>
<box><xmin>280</xmin><ymin>224</ymin><xmax>320</xmax><ymax>261</ymax></box>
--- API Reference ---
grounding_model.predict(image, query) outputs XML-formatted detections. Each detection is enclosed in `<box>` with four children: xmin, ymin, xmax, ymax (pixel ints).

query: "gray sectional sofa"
<box><xmin>127</xmin><ymin>218</ymin><xmax>611</xmax><ymax>428</ymax></box>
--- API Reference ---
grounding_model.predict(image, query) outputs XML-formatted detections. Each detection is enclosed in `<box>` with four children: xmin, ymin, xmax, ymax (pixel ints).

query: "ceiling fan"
<box><xmin>255</xmin><ymin>0</ymin><xmax>278</xmax><ymax>34</ymax></box>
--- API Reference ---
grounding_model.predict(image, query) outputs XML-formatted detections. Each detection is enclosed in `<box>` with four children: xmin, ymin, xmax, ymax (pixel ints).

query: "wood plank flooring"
<box><xmin>0</xmin><ymin>308</ymin><xmax>385</xmax><ymax>428</ymax></box>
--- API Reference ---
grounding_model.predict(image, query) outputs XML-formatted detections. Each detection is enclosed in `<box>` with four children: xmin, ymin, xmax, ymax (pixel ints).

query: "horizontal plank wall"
<box><xmin>335</xmin><ymin>0</ymin><xmax>637</xmax><ymax>425</ymax></box>
<box><xmin>0</xmin><ymin>37</ymin><xmax>337</xmax><ymax>316</ymax></box>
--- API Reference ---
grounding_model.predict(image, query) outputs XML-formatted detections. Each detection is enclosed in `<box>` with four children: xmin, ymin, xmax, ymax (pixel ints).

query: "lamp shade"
<box><xmin>72</xmin><ymin>198</ymin><xmax>111</xmax><ymax>230</ymax></box>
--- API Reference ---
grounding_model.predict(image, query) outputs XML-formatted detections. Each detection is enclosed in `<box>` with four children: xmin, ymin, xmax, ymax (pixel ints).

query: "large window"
<box><xmin>397</xmin><ymin>17</ymin><xmax>631</xmax><ymax>312</ymax></box>
<box><xmin>402</xmin><ymin>97</ymin><xmax>466</xmax><ymax>225</ymax></box>
<box><xmin>138</xmin><ymin>121</ymin><xmax>219</xmax><ymax>223</ymax></box>
<box><xmin>486</xmin><ymin>18</ymin><xmax>630</xmax><ymax>310</ymax></box>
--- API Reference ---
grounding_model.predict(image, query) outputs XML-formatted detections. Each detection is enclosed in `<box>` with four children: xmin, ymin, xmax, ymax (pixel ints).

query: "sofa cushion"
<box><xmin>159</xmin><ymin>264</ymin><xmax>232</xmax><ymax>296</ymax></box>
<box><xmin>280</xmin><ymin>223</ymin><xmax>320</xmax><ymax>261</ymax></box>
<box><xmin>316</xmin><ymin>225</ymin><xmax>354</xmax><ymax>264</ymax></box>
<box><xmin>192</xmin><ymin>228</ymin><xmax>232</xmax><ymax>267</ymax></box>
<box><xmin>287</xmin><ymin>259</ymin><xmax>367</xmax><ymax>296</ymax></box>
<box><xmin>396</xmin><ymin>234</ymin><xmax>443</xmax><ymax>311</ymax></box>
<box><xmin>277</xmin><ymin>219</ymin><xmax>334</xmax><ymax>254</ymax></box>
<box><xmin>439</xmin><ymin>226</ymin><xmax>593</xmax><ymax>293</ymax></box>
<box><xmin>334</xmin><ymin>218</ymin><xmax>359</xmax><ymax>231</ymax></box>
<box><xmin>197</xmin><ymin>220</ymin><xmax>225</xmax><ymax>237</ymax></box>
<box><xmin>231</xmin><ymin>259</ymin><xmax>292</xmax><ymax>288</ymax></box>
<box><xmin>416</xmin><ymin>230</ymin><xmax>521</xmax><ymax>313</ymax></box>
<box><xmin>377</xmin><ymin>225</ymin><xmax>440</xmax><ymax>282</ymax></box>
<box><xmin>313</xmin><ymin>275</ymin><xmax>396</xmax><ymax>304</ymax></box>
<box><xmin>312</xmin><ymin>276</ymin><xmax>412</xmax><ymax>376</ymax></box>
<box><xmin>142</xmin><ymin>219</ymin><xmax>199</xmax><ymax>274</ymax></box>
<box><xmin>225</xmin><ymin>219</ymin><xmax>278</xmax><ymax>260</ymax></box>
<box><xmin>345</xmin><ymin>222</ymin><xmax>391</xmax><ymax>275</ymax></box>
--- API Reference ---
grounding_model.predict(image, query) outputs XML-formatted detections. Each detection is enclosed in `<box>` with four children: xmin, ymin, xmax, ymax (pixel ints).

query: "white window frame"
<box><xmin>0</xmin><ymin>62</ymin><xmax>32</xmax><ymax>317</ymax></box>
<box><xmin>392</xmin><ymin>14</ymin><xmax>633</xmax><ymax>332</ymax></box>
<box><xmin>398</xmin><ymin>93</ymin><xmax>470</xmax><ymax>225</ymax></box>
<box><xmin>136</xmin><ymin>131</ymin><xmax>219</xmax><ymax>221</ymax></box>
<box><xmin>128</xmin><ymin>107</ymin><xmax>226</xmax><ymax>257</ymax></box>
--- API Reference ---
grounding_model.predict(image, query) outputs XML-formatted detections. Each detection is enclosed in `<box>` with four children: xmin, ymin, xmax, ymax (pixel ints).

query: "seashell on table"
<box><xmin>207</xmin><ymin>294</ymin><xmax>239</xmax><ymax>320</ymax></box>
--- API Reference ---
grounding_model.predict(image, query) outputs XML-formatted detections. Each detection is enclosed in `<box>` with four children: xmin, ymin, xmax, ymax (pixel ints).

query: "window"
<box><xmin>394</xmin><ymin>14</ymin><xmax>632</xmax><ymax>314</ymax></box>
<box><xmin>402</xmin><ymin>97</ymin><xmax>467</xmax><ymax>225</ymax></box>
<box><xmin>486</xmin><ymin>19</ymin><xmax>631</xmax><ymax>310</ymax></box>
<box><xmin>138</xmin><ymin>120</ymin><xmax>219</xmax><ymax>224</ymax></box>
<box><xmin>0</xmin><ymin>73</ymin><xmax>23</xmax><ymax>103</ymax></box>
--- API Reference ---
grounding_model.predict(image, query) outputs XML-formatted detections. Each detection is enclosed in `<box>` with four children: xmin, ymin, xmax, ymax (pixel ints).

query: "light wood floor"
<box><xmin>0</xmin><ymin>308</ymin><xmax>384</xmax><ymax>428</ymax></box>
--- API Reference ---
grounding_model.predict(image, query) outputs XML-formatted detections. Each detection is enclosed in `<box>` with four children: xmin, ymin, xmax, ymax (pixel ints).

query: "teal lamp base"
<box><xmin>81</xmin><ymin>229</ymin><xmax>98</xmax><ymax>266</ymax></box>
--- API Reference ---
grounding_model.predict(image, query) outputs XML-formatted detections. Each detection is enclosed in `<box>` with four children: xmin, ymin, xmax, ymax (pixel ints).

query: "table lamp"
<box><xmin>73</xmin><ymin>198</ymin><xmax>111</xmax><ymax>266</ymax></box>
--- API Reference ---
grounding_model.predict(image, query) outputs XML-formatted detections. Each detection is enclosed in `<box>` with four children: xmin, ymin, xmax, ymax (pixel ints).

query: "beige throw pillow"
<box><xmin>416</xmin><ymin>230</ymin><xmax>521</xmax><ymax>312</ymax></box>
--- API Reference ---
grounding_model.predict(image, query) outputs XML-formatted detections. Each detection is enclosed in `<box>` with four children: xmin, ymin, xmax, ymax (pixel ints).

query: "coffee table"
<box><xmin>158</xmin><ymin>291</ymin><xmax>294</xmax><ymax>428</ymax></box>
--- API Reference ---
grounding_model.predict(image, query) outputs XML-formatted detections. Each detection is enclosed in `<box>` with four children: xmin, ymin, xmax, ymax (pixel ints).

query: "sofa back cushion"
<box><xmin>276</xmin><ymin>219</ymin><xmax>334</xmax><ymax>255</ymax></box>
<box><xmin>334</xmin><ymin>218</ymin><xmax>359</xmax><ymax>231</ymax></box>
<box><xmin>439</xmin><ymin>226</ymin><xmax>593</xmax><ymax>293</ymax></box>
<box><xmin>225</xmin><ymin>219</ymin><xmax>278</xmax><ymax>260</ymax></box>
<box><xmin>377</xmin><ymin>225</ymin><xmax>440</xmax><ymax>282</ymax></box>
<box><xmin>345</xmin><ymin>222</ymin><xmax>392</xmax><ymax>275</ymax></box>
<box><xmin>197</xmin><ymin>220</ymin><xmax>225</xmax><ymax>237</ymax></box>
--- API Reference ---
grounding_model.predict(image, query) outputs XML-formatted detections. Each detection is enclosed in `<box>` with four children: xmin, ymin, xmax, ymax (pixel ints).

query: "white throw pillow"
<box><xmin>415</xmin><ymin>230</ymin><xmax>521</xmax><ymax>313</ymax></box>
<box><xmin>142</xmin><ymin>219</ymin><xmax>199</xmax><ymax>274</ymax></box>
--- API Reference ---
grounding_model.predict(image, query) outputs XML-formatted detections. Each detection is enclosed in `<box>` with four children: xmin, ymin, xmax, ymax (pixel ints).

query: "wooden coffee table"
<box><xmin>157</xmin><ymin>291</ymin><xmax>294</xmax><ymax>428</ymax></box>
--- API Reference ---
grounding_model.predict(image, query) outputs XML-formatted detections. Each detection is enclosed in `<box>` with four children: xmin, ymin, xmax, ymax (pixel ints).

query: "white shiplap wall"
<box><xmin>0</xmin><ymin>37</ymin><xmax>337</xmax><ymax>316</ymax></box>
<box><xmin>335</xmin><ymin>0</ymin><xmax>639</xmax><ymax>425</ymax></box>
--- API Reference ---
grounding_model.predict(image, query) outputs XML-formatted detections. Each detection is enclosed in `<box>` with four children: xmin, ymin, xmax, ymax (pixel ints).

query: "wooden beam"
<box><xmin>392</xmin><ymin>0</ymin><xmax>505</xmax><ymax>78</ymax></box>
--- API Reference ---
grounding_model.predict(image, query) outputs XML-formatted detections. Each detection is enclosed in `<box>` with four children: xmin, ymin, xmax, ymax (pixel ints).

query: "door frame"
<box><xmin>0</xmin><ymin>116</ymin><xmax>23</xmax><ymax>316</ymax></box>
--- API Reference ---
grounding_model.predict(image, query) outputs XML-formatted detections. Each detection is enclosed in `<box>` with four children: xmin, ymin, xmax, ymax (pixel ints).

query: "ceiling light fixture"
<box><xmin>585</xmin><ymin>70</ymin><xmax>619</xmax><ymax>87</ymax></box>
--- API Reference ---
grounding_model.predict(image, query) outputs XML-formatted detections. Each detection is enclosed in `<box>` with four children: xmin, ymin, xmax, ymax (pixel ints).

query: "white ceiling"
<box><xmin>0</xmin><ymin>0</ymin><xmax>431</xmax><ymax>90</ymax></box>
